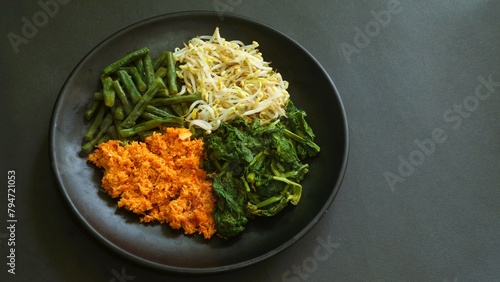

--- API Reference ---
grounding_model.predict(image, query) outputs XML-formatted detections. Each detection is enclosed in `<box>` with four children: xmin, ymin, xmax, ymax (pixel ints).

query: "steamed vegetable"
<box><xmin>81</xmin><ymin>47</ymin><xmax>190</xmax><ymax>153</ymax></box>
<box><xmin>174</xmin><ymin>27</ymin><xmax>290</xmax><ymax>133</ymax></box>
<box><xmin>203</xmin><ymin>101</ymin><xmax>320</xmax><ymax>238</ymax></box>
<box><xmin>102</xmin><ymin>47</ymin><xmax>150</xmax><ymax>75</ymax></box>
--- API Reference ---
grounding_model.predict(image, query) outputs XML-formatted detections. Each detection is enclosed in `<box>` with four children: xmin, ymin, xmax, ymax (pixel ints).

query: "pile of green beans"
<box><xmin>81</xmin><ymin>47</ymin><xmax>201</xmax><ymax>153</ymax></box>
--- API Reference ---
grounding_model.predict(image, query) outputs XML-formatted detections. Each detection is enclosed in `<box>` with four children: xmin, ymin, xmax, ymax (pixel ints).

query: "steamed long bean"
<box><xmin>102</xmin><ymin>47</ymin><xmax>149</xmax><ymax>75</ymax></box>
<box><xmin>101</xmin><ymin>75</ymin><xmax>115</xmax><ymax>107</ymax></box>
<box><xmin>116</xmin><ymin>70</ymin><xmax>142</xmax><ymax>104</ymax></box>
<box><xmin>120</xmin><ymin>77</ymin><xmax>166</xmax><ymax>128</ymax></box>
<box><xmin>166</xmin><ymin>51</ymin><xmax>179</xmax><ymax>94</ymax></box>
<box><xmin>143</xmin><ymin>54</ymin><xmax>155</xmax><ymax>87</ymax></box>
<box><xmin>82</xmin><ymin>112</ymin><xmax>113</xmax><ymax>153</ymax></box>
<box><xmin>119</xmin><ymin>116</ymin><xmax>184</xmax><ymax>138</ymax></box>
<box><xmin>82</xmin><ymin>46</ymin><xmax>203</xmax><ymax>153</ymax></box>
<box><xmin>112</xmin><ymin>80</ymin><xmax>133</xmax><ymax>115</ymax></box>
<box><xmin>127</xmin><ymin>67</ymin><xmax>147</xmax><ymax>92</ymax></box>
<box><xmin>84</xmin><ymin>103</ymin><xmax>106</xmax><ymax>141</ymax></box>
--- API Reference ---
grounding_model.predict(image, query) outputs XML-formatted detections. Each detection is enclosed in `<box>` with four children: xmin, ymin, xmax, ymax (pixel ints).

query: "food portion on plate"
<box><xmin>82</xmin><ymin>28</ymin><xmax>320</xmax><ymax>239</ymax></box>
<box><xmin>174</xmin><ymin>27</ymin><xmax>290</xmax><ymax>133</ymax></box>
<box><xmin>88</xmin><ymin>128</ymin><xmax>217</xmax><ymax>239</ymax></box>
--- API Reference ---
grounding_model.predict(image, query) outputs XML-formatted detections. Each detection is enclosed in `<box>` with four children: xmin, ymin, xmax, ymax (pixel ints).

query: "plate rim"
<box><xmin>49</xmin><ymin>10</ymin><xmax>349</xmax><ymax>274</ymax></box>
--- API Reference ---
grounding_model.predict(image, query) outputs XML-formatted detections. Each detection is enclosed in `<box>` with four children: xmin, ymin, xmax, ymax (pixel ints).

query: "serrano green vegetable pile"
<box><xmin>82</xmin><ymin>29</ymin><xmax>321</xmax><ymax>239</ymax></box>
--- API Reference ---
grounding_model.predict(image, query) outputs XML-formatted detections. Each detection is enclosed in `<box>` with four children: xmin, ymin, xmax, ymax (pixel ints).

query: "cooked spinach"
<box><xmin>203</xmin><ymin>101</ymin><xmax>320</xmax><ymax>238</ymax></box>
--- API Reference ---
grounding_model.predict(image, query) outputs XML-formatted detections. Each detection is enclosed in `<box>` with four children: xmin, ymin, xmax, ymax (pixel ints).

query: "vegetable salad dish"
<box><xmin>82</xmin><ymin>28</ymin><xmax>320</xmax><ymax>239</ymax></box>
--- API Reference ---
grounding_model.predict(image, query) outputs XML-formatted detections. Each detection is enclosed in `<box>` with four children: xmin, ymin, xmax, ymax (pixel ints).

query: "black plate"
<box><xmin>49</xmin><ymin>11</ymin><xmax>349</xmax><ymax>273</ymax></box>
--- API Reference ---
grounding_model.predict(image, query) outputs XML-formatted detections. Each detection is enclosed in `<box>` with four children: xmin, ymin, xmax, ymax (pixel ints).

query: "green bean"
<box><xmin>111</xmin><ymin>79</ymin><xmax>133</xmax><ymax>115</ymax></box>
<box><xmin>114</xmin><ymin>104</ymin><xmax>125</xmax><ymax>120</ymax></box>
<box><xmin>120</xmin><ymin>77</ymin><xmax>166</xmax><ymax>128</ymax></box>
<box><xmin>149</xmin><ymin>93</ymin><xmax>201</xmax><ymax>107</ymax></box>
<box><xmin>153</xmin><ymin>51</ymin><xmax>168</xmax><ymax>70</ymax></box>
<box><xmin>100</xmin><ymin>75</ymin><xmax>115</xmax><ymax>107</ymax></box>
<box><xmin>102</xmin><ymin>47</ymin><xmax>149</xmax><ymax>76</ymax></box>
<box><xmin>84</xmin><ymin>103</ymin><xmax>106</xmax><ymax>141</ymax></box>
<box><xmin>135</xmin><ymin>59</ymin><xmax>145</xmax><ymax>78</ymax></box>
<box><xmin>119</xmin><ymin>116</ymin><xmax>184</xmax><ymax>138</ymax></box>
<box><xmin>127</xmin><ymin>67</ymin><xmax>147</xmax><ymax>92</ymax></box>
<box><xmin>166</xmin><ymin>51</ymin><xmax>179</xmax><ymax>94</ymax></box>
<box><xmin>155</xmin><ymin>67</ymin><xmax>167</xmax><ymax>79</ymax></box>
<box><xmin>82</xmin><ymin>46</ymin><xmax>197</xmax><ymax>153</ymax></box>
<box><xmin>108</xmin><ymin>104</ymin><xmax>116</xmax><ymax>118</ymax></box>
<box><xmin>84</xmin><ymin>99</ymin><xmax>101</xmax><ymax>120</ymax></box>
<box><xmin>113</xmin><ymin>118</ymin><xmax>125</xmax><ymax>141</ymax></box>
<box><xmin>171</xmin><ymin>103</ymin><xmax>188</xmax><ymax>116</ymax></box>
<box><xmin>140</xmin><ymin>112</ymin><xmax>163</xmax><ymax>121</ymax></box>
<box><xmin>116</xmin><ymin>70</ymin><xmax>142</xmax><ymax>104</ymax></box>
<box><xmin>143</xmin><ymin>54</ymin><xmax>155</xmax><ymax>87</ymax></box>
<box><xmin>154</xmin><ymin>67</ymin><xmax>169</xmax><ymax>99</ymax></box>
<box><xmin>155</xmin><ymin>88</ymin><xmax>169</xmax><ymax>98</ymax></box>
<box><xmin>179</xmin><ymin>103</ymin><xmax>189</xmax><ymax>115</ymax></box>
<box><xmin>93</xmin><ymin>91</ymin><xmax>103</xmax><ymax>100</ymax></box>
<box><xmin>81</xmin><ymin>139</ymin><xmax>97</xmax><ymax>154</ymax></box>
<box><xmin>81</xmin><ymin>113</ymin><xmax>113</xmax><ymax>153</ymax></box>
<box><xmin>99</xmin><ymin>112</ymin><xmax>113</xmax><ymax>131</ymax></box>
<box><xmin>107</xmin><ymin>125</ymin><xmax>119</xmax><ymax>140</ymax></box>
<box><xmin>145</xmin><ymin>105</ymin><xmax>177</xmax><ymax>118</ymax></box>
<box><xmin>97</xmin><ymin>133</ymin><xmax>111</xmax><ymax>145</ymax></box>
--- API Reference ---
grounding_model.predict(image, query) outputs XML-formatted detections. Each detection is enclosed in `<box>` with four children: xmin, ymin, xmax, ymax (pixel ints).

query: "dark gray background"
<box><xmin>1</xmin><ymin>1</ymin><xmax>499</xmax><ymax>281</ymax></box>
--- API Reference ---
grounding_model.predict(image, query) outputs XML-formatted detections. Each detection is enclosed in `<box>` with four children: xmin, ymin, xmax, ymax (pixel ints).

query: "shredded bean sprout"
<box><xmin>174</xmin><ymin>27</ymin><xmax>290</xmax><ymax>132</ymax></box>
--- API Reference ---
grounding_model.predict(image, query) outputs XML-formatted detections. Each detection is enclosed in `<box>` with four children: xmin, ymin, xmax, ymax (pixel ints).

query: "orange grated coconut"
<box><xmin>88</xmin><ymin>127</ymin><xmax>217</xmax><ymax>239</ymax></box>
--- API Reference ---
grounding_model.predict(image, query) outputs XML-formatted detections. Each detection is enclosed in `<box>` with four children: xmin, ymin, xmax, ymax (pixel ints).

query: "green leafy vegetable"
<box><xmin>211</xmin><ymin>174</ymin><xmax>249</xmax><ymax>238</ymax></box>
<box><xmin>282</xmin><ymin>101</ymin><xmax>320</xmax><ymax>158</ymax></box>
<box><xmin>203</xmin><ymin>101</ymin><xmax>320</xmax><ymax>238</ymax></box>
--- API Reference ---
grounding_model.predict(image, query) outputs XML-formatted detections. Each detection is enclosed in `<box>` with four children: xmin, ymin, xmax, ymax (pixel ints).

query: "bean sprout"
<box><xmin>174</xmin><ymin>27</ymin><xmax>290</xmax><ymax>133</ymax></box>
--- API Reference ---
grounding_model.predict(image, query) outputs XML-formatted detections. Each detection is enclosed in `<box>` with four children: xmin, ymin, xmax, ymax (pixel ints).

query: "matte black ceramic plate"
<box><xmin>50</xmin><ymin>11</ymin><xmax>348</xmax><ymax>273</ymax></box>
